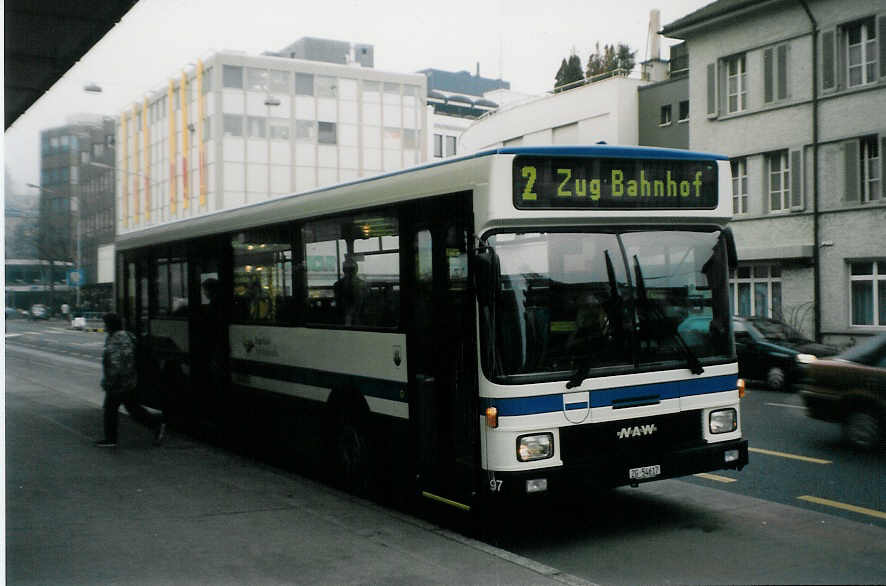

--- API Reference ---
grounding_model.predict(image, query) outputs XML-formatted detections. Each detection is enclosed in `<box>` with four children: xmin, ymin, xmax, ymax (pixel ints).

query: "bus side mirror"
<box><xmin>723</xmin><ymin>227</ymin><xmax>738</xmax><ymax>271</ymax></box>
<box><xmin>472</xmin><ymin>246</ymin><xmax>499</xmax><ymax>308</ymax></box>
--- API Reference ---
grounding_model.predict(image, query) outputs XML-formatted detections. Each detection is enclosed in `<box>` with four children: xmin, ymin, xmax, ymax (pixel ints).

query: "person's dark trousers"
<box><xmin>103</xmin><ymin>390</ymin><xmax>163</xmax><ymax>442</ymax></box>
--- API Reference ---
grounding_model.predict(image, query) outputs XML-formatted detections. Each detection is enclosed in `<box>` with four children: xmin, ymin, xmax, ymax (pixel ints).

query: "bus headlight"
<box><xmin>517</xmin><ymin>433</ymin><xmax>554</xmax><ymax>462</ymax></box>
<box><xmin>709</xmin><ymin>409</ymin><xmax>737</xmax><ymax>434</ymax></box>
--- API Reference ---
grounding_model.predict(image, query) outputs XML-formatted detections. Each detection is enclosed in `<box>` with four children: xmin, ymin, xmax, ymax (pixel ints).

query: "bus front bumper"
<box><xmin>485</xmin><ymin>438</ymin><xmax>749</xmax><ymax>499</ymax></box>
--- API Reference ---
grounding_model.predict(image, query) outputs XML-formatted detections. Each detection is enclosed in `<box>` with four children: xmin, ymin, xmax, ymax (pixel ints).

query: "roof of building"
<box><xmin>661</xmin><ymin>0</ymin><xmax>772</xmax><ymax>37</ymax></box>
<box><xmin>419</xmin><ymin>68</ymin><xmax>510</xmax><ymax>97</ymax></box>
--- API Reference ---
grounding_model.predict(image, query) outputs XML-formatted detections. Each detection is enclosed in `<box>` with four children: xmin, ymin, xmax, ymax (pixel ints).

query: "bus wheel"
<box><xmin>334</xmin><ymin>419</ymin><xmax>373</xmax><ymax>496</ymax></box>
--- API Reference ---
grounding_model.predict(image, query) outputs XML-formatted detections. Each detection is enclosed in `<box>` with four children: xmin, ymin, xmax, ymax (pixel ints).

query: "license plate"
<box><xmin>629</xmin><ymin>465</ymin><xmax>661</xmax><ymax>480</ymax></box>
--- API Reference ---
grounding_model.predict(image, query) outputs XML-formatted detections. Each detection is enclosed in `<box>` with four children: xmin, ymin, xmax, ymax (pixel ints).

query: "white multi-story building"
<box><xmin>115</xmin><ymin>39</ymin><xmax>427</xmax><ymax>235</ymax></box>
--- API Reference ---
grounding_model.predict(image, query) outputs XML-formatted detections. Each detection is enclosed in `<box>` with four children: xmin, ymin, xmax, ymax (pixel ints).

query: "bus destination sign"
<box><xmin>513</xmin><ymin>156</ymin><xmax>718</xmax><ymax>210</ymax></box>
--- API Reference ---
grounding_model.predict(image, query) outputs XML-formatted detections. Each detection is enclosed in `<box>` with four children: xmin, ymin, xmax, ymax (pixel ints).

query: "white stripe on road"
<box><xmin>765</xmin><ymin>402</ymin><xmax>806</xmax><ymax>410</ymax></box>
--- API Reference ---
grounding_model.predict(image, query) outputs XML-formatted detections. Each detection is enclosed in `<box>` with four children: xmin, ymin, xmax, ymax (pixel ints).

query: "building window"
<box><xmin>222</xmin><ymin>65</ymin><xmax>243</xmax><ymax>89</ymax></box>
<box><xmin>316</xmin><ymin>76</ymin><xmax>337</xmax><ymax>98</ymax></box>
<box><xmin>445</xmin><ymin>136</ymin><xmax>457</xmax><ymax>157</ymax></box>
<box><xmin>850</xmin><ymin>261</ymin><xmax>886</xmax><ymax>326</ymax></box>
<box><xmin>767</xmin><ymin>150</ymin><xmax>791</xmax><ymax>212</ymax></box>
<box><xmin>731</xmin><ymin>158</ymin><xmax>748</xmax><ymax>215</ymax></box>
<box><xmin>247</xmin><ymin>116</ymin><xmax>266</xmax><ymax>139</ymax></box>
<box><xmin>678</xmin><ymin>100</ymin><xmax>689</xmax><ymax>122</ymax></box>
<box><xmin>270</xmin><ymin>123</ymin><xmax>290</xmax><ymax>141</ymax></box>
<box><xmin>403</xmin><ymin>129</ymin><xmax>418</xmax><ymax>150</ymax></box>
<box><xmin>731</xmin><ymin>264</ymin><xmax>782</xmax><ymax>318</ymax></box>
<box><xmin>764</xmin><ymin>45</ymin><xmax>789</xmax><ymax>103</ymax></box>
<box><xmin>659</xmin><ymin>104</ymin><xmax>672</xmax><ymax>125</ymax></box>
<box><xmin>845</xmin><ymin>18</ymin><xmax>877</xmax><ymax>88</ymax></box>
<box><xmin>318</xmin><ymin>122</ymin><xmax>337</xmax><ymax>144</ymax></box>
<box><xmin>860</xmin><ymin>135</ymin><xmax>881</xmax><ymax>203</ymax></box>
<box><xmin>295</xmin><ymin>73</ymin><xmax>314</xmax><ymax>96</ymax></box>
<box><xmin>223</xmin><ymin>114</ymin><xmax>243</xmax><ymax>137</ymax></box>
<box><xmin>433</xmin><ymin>134</ymin><xmax>443</xmax><ymax>158</ymax></box>
<box><xmin>725</xmin><ymin>54</ymin><xmax>747</xmax><ymax>113</ymax></box>
<box><xmin>269</xmin><ymin>70</ymin><xmax>290</xmax><ymax>95</ymax></box>
<box><xmin>246</xmin><ymin>68</ymin><xmax>268</xmax><ymax>92</ymax></box>
<box><xmin>295</xmin><ymin>120</ymin><xmax>316</xmax><ymax>142</ymax></box>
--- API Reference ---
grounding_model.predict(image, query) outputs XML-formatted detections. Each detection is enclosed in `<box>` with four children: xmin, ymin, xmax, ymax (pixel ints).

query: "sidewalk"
<box><xmin>5</xmin><ymin>353</ymin><xmax>591</xmax><ymax>585</ymax></box>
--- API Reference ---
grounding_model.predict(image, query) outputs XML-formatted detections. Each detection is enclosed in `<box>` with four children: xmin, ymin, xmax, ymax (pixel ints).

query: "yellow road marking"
<box><xmin>694</xmin><ymin>472</ymin><xmax>737</xmax><ymax>483</ymax></box>
<box><xmin>798</xmin><ymin>496</ymin><xmax>886</xmax><ymax>520</ymax></box>
<box><xmin>749</xmin><ymin>447</ymin><xmax>831</xmax><ymax>464</ymax></box>
<box><xmin>421</xmin><ymin>491</ymin><xmax>472</xmax><ymax>512</ymax></box>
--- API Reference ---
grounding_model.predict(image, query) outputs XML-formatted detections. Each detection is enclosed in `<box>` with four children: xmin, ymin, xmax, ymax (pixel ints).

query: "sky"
<box><xmin>3</xmin><ymin>0</ymin><xmax>712</xmax><ymax>195</ymax></box>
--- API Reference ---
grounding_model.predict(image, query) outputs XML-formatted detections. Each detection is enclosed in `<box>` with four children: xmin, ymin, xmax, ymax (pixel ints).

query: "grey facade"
<box><xmin>270</xmin><ymin>37</ymin><xmax>374</xmax><ymax>68</ymax></box>
<box><xmin>638</xmin><ymin>75</ymin><xmax>689</xmax><ymax>148</ymax></box>
<box><xmin>37</xmin><ymin>118</ymin><xmax>116</xmax><ymax>310</ymax></box>
<box><xmin>663</xmin><ymin>0</ymin><xmax>886</xmax><ymax>345</ymax></box>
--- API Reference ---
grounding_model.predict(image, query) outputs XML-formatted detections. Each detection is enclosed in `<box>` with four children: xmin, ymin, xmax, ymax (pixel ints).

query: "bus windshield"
<box><xmin>480</xmin><ymin>228</ymin><xmax>733</xmax><ymax>383</ymax></box>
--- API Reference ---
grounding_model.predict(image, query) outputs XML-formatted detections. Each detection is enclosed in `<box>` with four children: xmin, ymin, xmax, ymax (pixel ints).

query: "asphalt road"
<box><xmin>682</xmin><ymin>383</ymin><xmax>885</xmax><ymax>528</ymax></box>
<box><xmin>5</xmin><ymin>319</ymin><xmax>886</xmax><ymax>584</ymax></box>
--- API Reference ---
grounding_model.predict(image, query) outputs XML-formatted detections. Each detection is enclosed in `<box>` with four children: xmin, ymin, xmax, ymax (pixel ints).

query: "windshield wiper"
<box><xmin>633</xmin><ymin>255</ymin><xmax>704</xmax><ymax>375</ymax></box>
<box><xmin>566</xmin><ymin>251</ymin><xmax>622</xmax><ymax>389</ymax></box>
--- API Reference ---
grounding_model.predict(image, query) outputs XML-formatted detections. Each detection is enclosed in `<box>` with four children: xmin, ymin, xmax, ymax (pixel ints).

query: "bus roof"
<box><xmin>116</xmin><ymin>144</ymin><xmax>728</xmax><ymax>250</ymax></box>
<box><xmin>488</xmin><ymin>145</ymin><xmax>729</xmax><ymax>161</ymax></box>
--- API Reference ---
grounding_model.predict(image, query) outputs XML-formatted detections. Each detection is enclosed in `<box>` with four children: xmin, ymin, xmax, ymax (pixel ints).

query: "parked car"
<box><xmin>5</xmin><ymin>306</ymin><xmax>18</xmax><ymax>319</ymax></box>
<box><xmin>733</xmin><ymin>316</ymin><xmax>838</xmax><ymax>391</ymax></box>
<box><xmin>797</xmin><ymin>333</ymin><xmax>886</xmax><ymax>451</ymax></box>
<box><xmin>29</xmin><ymin>304</ymin><xmax>49</xmax><ymax>320</ymax></box>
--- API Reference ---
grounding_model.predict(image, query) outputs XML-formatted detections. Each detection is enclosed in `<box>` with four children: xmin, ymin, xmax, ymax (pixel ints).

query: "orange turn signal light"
<box><xmin>737</xmin><ymin>378</ymin><xmax>746</xmax><ymax>398</ymax></box>
<box><xmin>485</xmin><ymin>406</ymin><xmax>498</xmax><ymax>428</ymax></box>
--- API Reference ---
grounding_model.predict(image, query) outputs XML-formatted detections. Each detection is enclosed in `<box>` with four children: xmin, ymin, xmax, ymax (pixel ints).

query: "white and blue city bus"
<box><xmin>116</xmin><ymin>145</ymin><xmax>748</xmax><ymax>509</ymax></box>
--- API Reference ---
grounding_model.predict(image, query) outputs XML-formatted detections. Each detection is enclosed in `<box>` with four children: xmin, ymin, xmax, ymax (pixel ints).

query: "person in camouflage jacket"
<box><xmin>95</xmin><ymin>313</ymin><xmax>166</xmax><ymax>447</ymax></box>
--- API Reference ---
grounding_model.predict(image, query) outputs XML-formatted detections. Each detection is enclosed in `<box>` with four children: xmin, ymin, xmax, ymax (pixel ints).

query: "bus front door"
<box><xmin>187</xmin><ymin>239</ymin><xmax>231</xmax><ymax>429</ymax></box>
<box><xmin>409</xmin><ymin>195</ymin><xmax>478</xmax><ymax>511</ymax></box>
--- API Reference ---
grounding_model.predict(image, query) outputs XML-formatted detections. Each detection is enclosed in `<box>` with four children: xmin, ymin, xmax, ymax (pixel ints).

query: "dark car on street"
<box><xmin>733</xmin><ymin>316</ymin><xmax>837</xmax><ymax>391</ymax></box>
<box><xmin>797</xmin><ymin>333</ymin><xmax>886</xmax><ymax>451</ymax></box>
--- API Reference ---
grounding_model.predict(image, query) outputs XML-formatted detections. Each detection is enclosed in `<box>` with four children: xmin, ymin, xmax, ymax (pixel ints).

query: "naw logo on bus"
<box><xmin>616</xmin><ymin>423</ymin><xmax>657</xmax><ymax>439</ymax></box>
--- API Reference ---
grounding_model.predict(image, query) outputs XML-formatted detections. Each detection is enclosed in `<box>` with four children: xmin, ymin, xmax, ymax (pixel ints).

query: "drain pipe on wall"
<box><xmin>799</xmin><ymin>0</ymin><xmax>821</xmax><ymax>342</ymax></box>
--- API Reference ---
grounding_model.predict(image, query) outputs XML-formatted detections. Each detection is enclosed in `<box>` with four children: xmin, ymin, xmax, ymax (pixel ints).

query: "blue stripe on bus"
<box><xmin>230</xmin><ymin>358</ymin><xmax>407</xmax><ymax>403</ymax></box>
<box><xmin>482</xmin><ymin>374</ymin><xmax>737</xmax><ymax>417</ymax></box>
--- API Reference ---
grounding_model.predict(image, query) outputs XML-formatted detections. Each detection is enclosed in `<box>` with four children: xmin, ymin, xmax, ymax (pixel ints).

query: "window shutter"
<box><xmin>822</xmin><ymin>29</ymin><xmax>836</xmax><ymax>91</ymax></box>
<box><xmin>790</xmin><ymin>149</ymin><xmax>803</xmax><ymax>209</ymax></box>
<box><xmin>764</xmin><ymin>48</ymin><xmax>774</xmax><ymax>103</ymax></box>
<box><xmin>706</xmin><ymin>63</ymin><xmax>716</xmax><ymax>116</ymax></box>
<box><xmin>777</xmin><ymin>45</ymin><xmax>788</xmax><ymax>100</ymax></box>
<box><xmin>881</xmin><ymin>136</ymin><xmax>886</xmax><ymax>200</ymax></box>
<box><xmin>719</xmin><ymin>61</ymin><xmax>728</xmax><ymax>114</ymax></box>
<box><xmin>844</xmin><ymin>140</ymin><xmax>859</xmax><ymax>203</ymax></box>
<box><xmin>879</xmin><ymin>16</ymin><xmax>886</xmax><ymax>79</ymax></box>
<box><xmin>764</xmin><ymin>155</ymin><xmax>771</xmax><ymax>213</ymax></box>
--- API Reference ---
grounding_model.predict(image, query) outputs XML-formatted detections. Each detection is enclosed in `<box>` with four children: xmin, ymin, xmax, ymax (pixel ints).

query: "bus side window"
<box><xmin>232</xmin><ymin>226</ymin><xmax>292</xmax><ymax>324</ymax></box>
